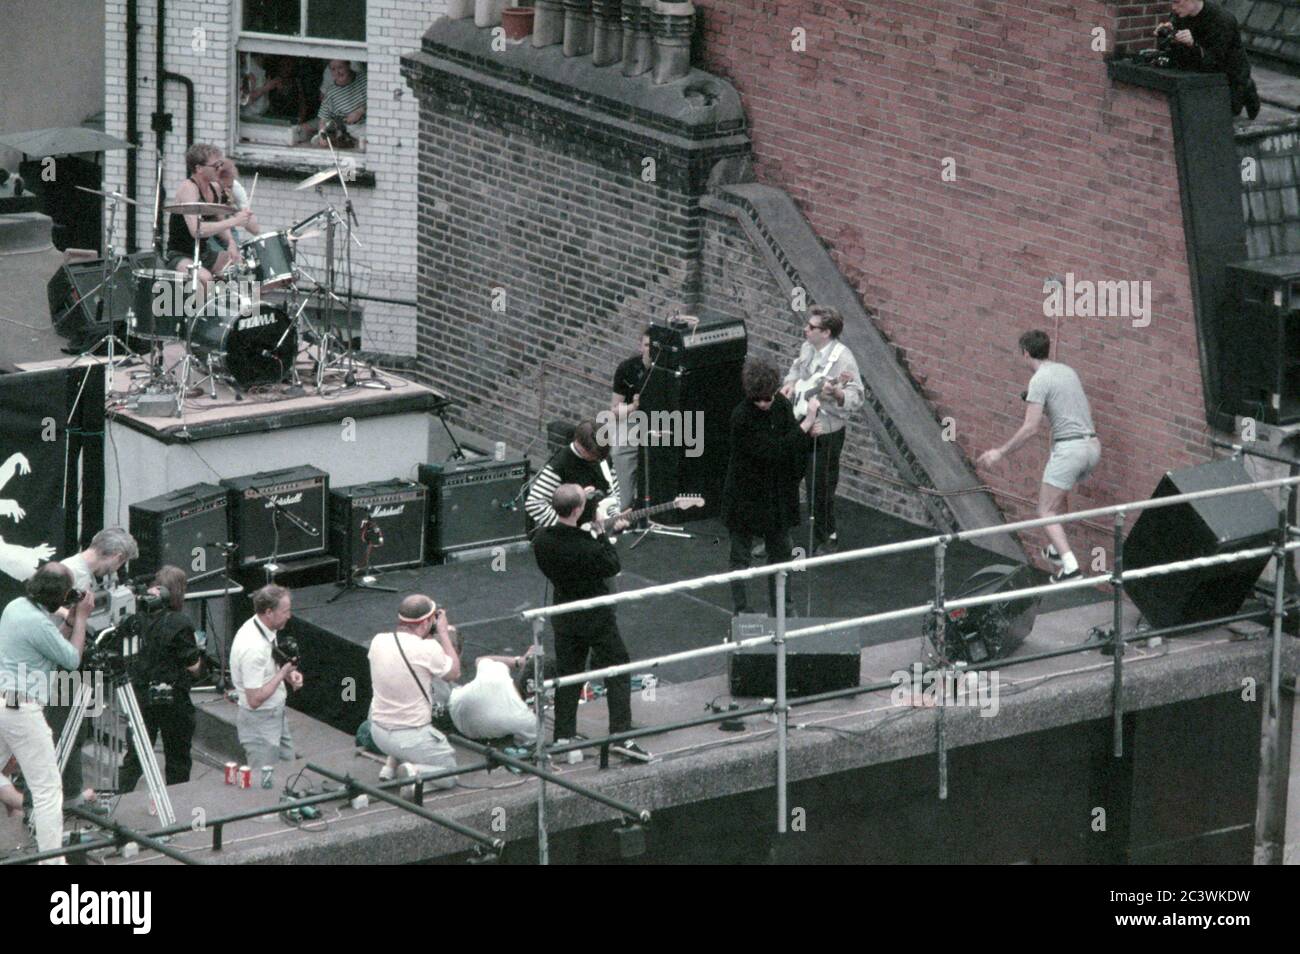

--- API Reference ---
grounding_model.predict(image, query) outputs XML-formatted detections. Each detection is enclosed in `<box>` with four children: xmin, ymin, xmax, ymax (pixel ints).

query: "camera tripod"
<box><xmin>56</xmin><ymin>664</ymin><xmax>176</xmax><ymax>829</ymax></box>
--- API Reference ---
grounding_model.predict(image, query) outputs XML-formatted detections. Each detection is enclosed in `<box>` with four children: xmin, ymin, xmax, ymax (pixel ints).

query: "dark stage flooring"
<box><xmin>289</xmin><ymin>500</ymin><xmax>1103</xmax><ymax>731</ymax></box>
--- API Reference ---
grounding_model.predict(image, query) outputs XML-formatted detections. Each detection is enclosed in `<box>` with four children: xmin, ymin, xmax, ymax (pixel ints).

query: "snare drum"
<box><xmin>130</xmin><ymin>268</ymin><xmax>192</xmax><ymax>340</ymax></box>
<box><xmin>238</xmin><ymin>231</ymin><xmax>295</xmax><ymax>289</ymax></box>
<box><xmin>189</xmin><ymin>303</ymin><xmax>297</xmax><ymax>388</ymax></box>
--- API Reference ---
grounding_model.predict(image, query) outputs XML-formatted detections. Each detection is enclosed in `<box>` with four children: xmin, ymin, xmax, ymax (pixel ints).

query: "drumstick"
<box><xmin>247</xmin><ymin>172</ymin><xmax>259</xmax><ymax>208</ymax></box>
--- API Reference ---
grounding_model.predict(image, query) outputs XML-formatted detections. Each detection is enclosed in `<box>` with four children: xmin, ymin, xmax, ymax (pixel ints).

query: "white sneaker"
<box><xmin>398</xmin><ymin>762</ymin><xmax>418</xmax><ymax>801</ymax></box>
<box><xmin>378</xmin><ymin>756</ymin><xmax>398</xmax><ymax>781</ymax></box>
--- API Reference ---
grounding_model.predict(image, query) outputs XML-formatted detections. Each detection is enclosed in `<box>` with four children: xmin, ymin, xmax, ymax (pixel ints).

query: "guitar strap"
<box><xmin>817</xmin><ymin>341</ymin><xmax>845</xmax><ymax>376</ymax></box>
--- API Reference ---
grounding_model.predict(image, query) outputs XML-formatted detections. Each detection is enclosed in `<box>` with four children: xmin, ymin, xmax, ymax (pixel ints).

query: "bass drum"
<box><xmin>189</xmin><ymin>303</ymin><xmax>296</xmax><ymax>388</ymax></box>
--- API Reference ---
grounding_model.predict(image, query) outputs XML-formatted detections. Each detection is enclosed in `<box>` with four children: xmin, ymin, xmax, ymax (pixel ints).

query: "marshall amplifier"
<box><xmin>329</xmin><ymin>480</ymin><xmax>427</xmax><ymax>572</ymax></box>
<box><xmin>222</xmin><ymin>465</ymin><xmax>329</xmax><ymax>567</ymax></box>
<box><xmin>418</xmin><ymin>457</ymin><xmax>530</xmax><ymax>561</ymax></box>
<box><xmin>129</xmin><ymin>482</ymin><xmax>229</xmax><ymax>582</ymax></box>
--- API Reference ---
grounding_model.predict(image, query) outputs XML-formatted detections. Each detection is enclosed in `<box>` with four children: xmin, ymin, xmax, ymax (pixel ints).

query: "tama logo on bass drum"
<box><xmin>238</xmin><ymin>312</ymin><xmax>277</xmax><ymax>331</ymax></box>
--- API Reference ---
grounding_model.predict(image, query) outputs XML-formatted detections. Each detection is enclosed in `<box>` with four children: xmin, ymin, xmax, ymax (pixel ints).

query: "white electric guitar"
<box><xmin>583</xmin><ymin>494</ymin><xmax>705</xmax><ymax>538</ymax></box>
<box><xmin>791</xmin><ymin>369</ymin><xmax>853</xmax><ymax>421</ymax></box>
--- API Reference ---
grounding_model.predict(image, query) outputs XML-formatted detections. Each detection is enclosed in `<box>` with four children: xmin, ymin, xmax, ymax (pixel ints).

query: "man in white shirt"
<box><xmin>229</xmin><ymin>585</ymin><xmax>302</xmax><ymax>771</ymax></box>
<box><xmin>367</xmin><ymin>594</ymin><xmax>461</xmax><ymax>792</ymax></box>
<box><xmin>448</xmin><ymin>645</ymin><xmax>539</xmax><ymax>745</ymax></box>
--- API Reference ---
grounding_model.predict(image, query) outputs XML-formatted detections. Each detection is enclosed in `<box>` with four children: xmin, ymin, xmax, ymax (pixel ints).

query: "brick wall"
<box><xmin>693</xmin><ymin>0</ymin><xmax>1213</xmax><ymax>562</ymax></box>
<box><xmin>102</xmin><ymin>0</ymin><xmax>439</xmax><ymax>355</ymax></box>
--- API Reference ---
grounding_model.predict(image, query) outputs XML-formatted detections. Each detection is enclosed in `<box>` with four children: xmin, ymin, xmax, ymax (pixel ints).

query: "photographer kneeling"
<box><xmin>118</xmin><ymin>566</ymin><xmax>202</xmax><ymax>792</ymax></box>
<box><xmin>0</xmin><ymin>564</ymin><xmax>93</xmax><ymax>862</ymax></box>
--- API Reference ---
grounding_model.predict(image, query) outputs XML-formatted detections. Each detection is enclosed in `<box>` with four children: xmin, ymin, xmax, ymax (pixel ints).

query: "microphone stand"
<box><xmin>328</xmin><ymin>513</ymin><xmax>396</xmax><ymax>602</ymax></box>
<box><xmin>244</xmin><ymin>486</ymin><xmax>320</xmax><ymax>584</ymax></box>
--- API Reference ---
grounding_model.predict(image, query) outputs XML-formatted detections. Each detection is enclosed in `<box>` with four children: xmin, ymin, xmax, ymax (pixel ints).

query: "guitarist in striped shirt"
<box><xmin>525</xmin><ymin>419</ymin><xmax>621</xmax><ymax>531</ymax></box>
<box><xmin>780</xmin><ymin>305</ymin><xmax>864</xmax><ymax>554</ymax></box>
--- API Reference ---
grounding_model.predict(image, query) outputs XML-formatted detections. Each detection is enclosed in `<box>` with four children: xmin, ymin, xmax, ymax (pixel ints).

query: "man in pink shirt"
<box><xmin>367</xmin><ymin>594</ymin><xmax>461</xmax><ymax>793</ymax></box>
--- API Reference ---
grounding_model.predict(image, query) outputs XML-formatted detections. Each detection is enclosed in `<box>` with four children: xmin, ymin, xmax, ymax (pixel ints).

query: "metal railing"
<box><xmin>518</xmin><ymin>464</ymin><xmax>1300</xmax><ymax>864</ymax></box>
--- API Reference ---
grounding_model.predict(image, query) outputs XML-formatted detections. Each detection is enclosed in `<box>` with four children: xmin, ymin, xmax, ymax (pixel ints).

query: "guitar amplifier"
<box><xmin>329</xmin><ymin>480</ymin><xmax>427</xmax><ymax>572</ymax></box>
<box><xmin>222</xmin><ymin>465</ymin><xmax>329</xmax><ymax>567</ymax></box>
<box><xmin>649</xmin><ymin>317</ymin><xmax>747</xmax><ymax>371</ymax></box>
<box><xmin>418</xmin><ymin>457</ymin><xmax>530</xmax><ymax>560</ymax></box>
<box><xmin>728</xmin><ymin>615</ymin><xmax>861</xmax><ymax>698</ymax></box>
<box><xmin>129</xmin><ymin>482</ymin><xmax>229</xmax><ymax>582</ymax></box>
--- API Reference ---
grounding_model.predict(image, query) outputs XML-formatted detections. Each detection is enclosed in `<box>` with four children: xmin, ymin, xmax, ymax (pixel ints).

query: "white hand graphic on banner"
<box><xmin>0</xmin><ymin>452</ymin><xmax>55</xmax><ymax>582</ymax></box>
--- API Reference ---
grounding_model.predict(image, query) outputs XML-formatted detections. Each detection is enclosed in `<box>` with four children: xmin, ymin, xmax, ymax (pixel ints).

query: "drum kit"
<box><xmin>71</xmin><ymin>141</ymin><xmax>376</xmax><ymax>416</ymax></box>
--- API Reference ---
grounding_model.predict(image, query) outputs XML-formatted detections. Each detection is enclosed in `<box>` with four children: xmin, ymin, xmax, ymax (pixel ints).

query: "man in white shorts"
<box><xmin>978</xmin><ymin>329</ymin><xmax>1100</xmax><ymax>582</ymax></box>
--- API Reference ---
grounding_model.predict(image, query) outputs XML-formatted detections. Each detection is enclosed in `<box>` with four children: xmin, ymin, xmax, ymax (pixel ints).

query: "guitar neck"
<box><xmin>623</xmin><ymin>500</ymin><xmax>681</xmax><ymax>524</ymax></box>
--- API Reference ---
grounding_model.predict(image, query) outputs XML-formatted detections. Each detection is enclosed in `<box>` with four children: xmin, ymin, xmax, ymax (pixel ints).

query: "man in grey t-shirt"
<box><xmin>978</xmin><ymin>330</ymin><xmax>1100</xmax><ymax>581</ymax></box>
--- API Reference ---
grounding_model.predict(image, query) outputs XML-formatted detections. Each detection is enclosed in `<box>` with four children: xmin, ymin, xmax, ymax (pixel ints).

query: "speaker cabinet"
<box><xmin>925</xmin><ymin>563</ymin><xmax>1043</xmax><ymax>664</ymax></box>
<box><xmin>642</xmin><ymin>317</ymin><xmax>747</xmax><ymax>521</ymax></box>
<box><xmin>1224</xmin><ymin>257</ymin><xmax>1300</xmax><ymax>425</ymax></box>
<box><xmin>418</xmin><ymin>457</ymin><xmax>530</xmax><ymax>560</ymax></box>
<box><xmin>48</xmin><ymin>251</ymin><xmax>156</xmax><ymax>348</ymax></box>
<box><xmin>129</xmin><ymin>482</ymin><xmax>229</xmax><ymax>583</ymax></box>
<box><xmin>728</xmin><ymin>615</ymin><xmax>860</xmax><ymax>698</ymax></box>
<box><xmin>222</xmin><ymin>465</ymin><xmax>330</xmax><ymax>567</ymax></box>
<box><xmin>1123</xmin><ymin>458</ymin><xmax>1278</xmax><ymax>629</ymax></box>
<box><xmin>329</xmin><ymin>480</ymin><xmax>426</xmax><ymax>572</ymax></box>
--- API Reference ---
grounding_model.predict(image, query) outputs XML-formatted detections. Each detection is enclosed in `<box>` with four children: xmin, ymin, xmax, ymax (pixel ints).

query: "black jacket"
<box><xmin>1171</xmin><ymin>2</ymin><xmax>1253</xmax><ymax>109</ymax></box>
<box><xmin>532</xmin><ymin>524</ymin><xmax>621</xmax><ymax>633</ymax></box>
<box><xmin>720</xmin><ymin>394</ymin><xmax>811</xmax><ymax>535</ymax></box>
<box><xmin>128</xmin><ymin>609</ymin><xmax>200</xmax><ymax>703</ymax></box>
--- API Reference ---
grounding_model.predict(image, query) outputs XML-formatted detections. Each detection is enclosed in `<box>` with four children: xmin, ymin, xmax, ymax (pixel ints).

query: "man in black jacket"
<box><xmin>118</xmin><ymin>566</ymin><xmax>203</xmax><ymax>791</ymax></box>
<box><xmin>722</xmin><ymin>359</ymin><xmax>823</xmax><ymax>617</ymax></box>
<box><xmin>531</xmin><ymin>484</ymin><xmax>649</xmax><ymax>760</ymax></box>
<box><xmin>1160</xmin><ymin>0</ymin><xmax>1260</xmax><ymax>118</ymax></box>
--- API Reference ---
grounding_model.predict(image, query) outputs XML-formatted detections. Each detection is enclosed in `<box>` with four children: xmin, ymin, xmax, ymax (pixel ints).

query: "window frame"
<box><xmin>232</xmin><ymin>0</ymin><xmax>369</xmax><ymax>167</ymax></box>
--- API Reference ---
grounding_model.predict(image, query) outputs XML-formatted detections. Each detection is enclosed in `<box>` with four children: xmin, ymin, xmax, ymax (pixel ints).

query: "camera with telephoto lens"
<box><xmin>272</xmin><ymin>634</ymin><xmax>301</xmax><ymax>668</ymax></box>
<box><xmin>1156</xmin><ymin>24</ymin><xmax>1176</xmax><ymax>51</ymax></box>
<box><xmin>63</xmin><ymin>588</ymin><xmax>86</xmax><ymax>609</ymax></box>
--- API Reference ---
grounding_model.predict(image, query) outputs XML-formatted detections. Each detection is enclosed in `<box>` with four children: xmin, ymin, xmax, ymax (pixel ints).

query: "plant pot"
<box><xmin>502</xmin><ymin>6</ymin><xmax>535</xmax><ymax>40</ymax></box>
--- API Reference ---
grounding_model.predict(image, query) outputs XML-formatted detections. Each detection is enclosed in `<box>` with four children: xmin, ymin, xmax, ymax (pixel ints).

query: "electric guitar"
<box><xmin>791</xmin><ymin>369</ymin><xmax>853</xmax><ymax>421</ymax></box>
<box><xmin>583</xmin><ymin>494</ymin><xmax>705</xmax><ymax>538</ymax></box>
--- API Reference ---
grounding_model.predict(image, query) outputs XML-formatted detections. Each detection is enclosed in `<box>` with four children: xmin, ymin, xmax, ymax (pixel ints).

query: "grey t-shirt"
<box><xmin>1025</xmin><ymin>361</ymin><xmax>1094</xmax><ymax>443</ymax></box>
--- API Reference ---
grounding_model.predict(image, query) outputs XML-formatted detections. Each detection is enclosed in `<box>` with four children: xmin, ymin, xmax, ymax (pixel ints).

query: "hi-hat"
<box><xmin>75</xmin><ymin>185</ymin><xmax>138</xmax><ymax>205</ymax></box>
<box><xmin>162</xmin><ymin>201</ymin><xmax>234</xmax><ymax>216</ymax></box>
<box><xmin>295</xmin><ymin>167</ymin><xmax>339</xmax><ymax>191</ymax></box>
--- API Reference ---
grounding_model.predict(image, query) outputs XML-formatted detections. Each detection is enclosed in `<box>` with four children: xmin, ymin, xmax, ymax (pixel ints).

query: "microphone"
<box><xmin>203</xmin><ymin>541</ymin><xmax>239</xmax><ymax>553</ymax></box>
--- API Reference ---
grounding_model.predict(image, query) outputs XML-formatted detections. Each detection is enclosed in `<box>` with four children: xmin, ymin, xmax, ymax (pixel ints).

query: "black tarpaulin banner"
<box><xmin>0</xmin><ymin>365</ymin><xmax>103</xmax><ymax>606</ymax></box>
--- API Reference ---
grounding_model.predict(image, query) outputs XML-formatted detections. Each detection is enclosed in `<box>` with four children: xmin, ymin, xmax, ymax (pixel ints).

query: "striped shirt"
<box><xmin>525</xmin><ymin>445</ymin><xmax>619</xmax><ymax>529</ymax></box>
<box><xmin>318</xmin><ymin>73</ymin><xmax>367</xmax><ymax>124</ymax></box>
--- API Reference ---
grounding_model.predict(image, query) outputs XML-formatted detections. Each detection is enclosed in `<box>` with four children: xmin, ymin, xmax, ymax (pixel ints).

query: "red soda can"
<box><xmin>224</xmin><ymin>762</ymin><xmax>238</xmax><ymax>785</ymax></box>
<box><xmin>238</xmin><ymin>765</ymin><xmax>251</xmax><ymax>789</ymax></box>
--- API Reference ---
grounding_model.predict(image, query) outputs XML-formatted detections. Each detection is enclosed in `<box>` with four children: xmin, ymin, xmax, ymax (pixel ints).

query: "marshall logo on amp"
<box><xmin>329</xmin><ymin>480</ymin><xmax>427</xmax><ymax>572</ymax></box>
<box><xmin>221</xmin><ymin>466</ymin><xmax>329</xmax><ymax>566</ymax></box>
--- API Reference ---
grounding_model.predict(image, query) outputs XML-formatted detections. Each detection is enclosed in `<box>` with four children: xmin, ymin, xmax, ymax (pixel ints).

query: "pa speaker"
<box><xmin>48</xmin><ymin>252</ymin><xmax>155</xmax><ymax>347</ymax></box>
<box><xmin>728</xmin><ymin>615</ymin><xmax>860</xmax><ymax>698</ymax></box>
<box><xmin>924</xmin><ymin>563</ymin><xmax>1043</xmax><ymax>664</ymax></box>
<box><xmin>1122</xmin><ymin>458</ymin><xmax>1278</xmax><ymax>629</ymax></box>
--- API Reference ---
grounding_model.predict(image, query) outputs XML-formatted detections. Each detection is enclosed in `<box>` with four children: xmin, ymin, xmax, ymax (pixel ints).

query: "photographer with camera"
<box><xmin>230</xmin><ymin>585</ymin><xmax>303</xmax><ymax>773</ymax></box>
<box><xmin>47</xmin><ymin>526</ymin><xmax>139</xmax><ymax>808</ymax></box>
<box><xmin>367</xmin><ymin>594</ymin><xmax>461</xmax><ymax>794</ymax></box>
<box><xmin>0</xmin><ymin>563</ymin><xmax>93</xmax><ymax>862</ymax></box>
<box><xmin>117</xmin><ymin>566</ymin><xmax>202</xmax><ymax>792</ymax></box>
<box><xmin>1156</xmin><ymin>0</ymin><xmax>1260</xmax><ymax>118</ymax></box>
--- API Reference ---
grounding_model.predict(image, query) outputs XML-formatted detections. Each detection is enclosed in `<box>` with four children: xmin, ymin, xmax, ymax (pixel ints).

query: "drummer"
<box><xmin>165</xmin><ymin>144</ymin><xmax>249</xmax><ymax>295</ymax></box>
<box><xmin>217</xmin><ymin>160</ymin><xmax>261</xmax><ymax>242</ymax></box>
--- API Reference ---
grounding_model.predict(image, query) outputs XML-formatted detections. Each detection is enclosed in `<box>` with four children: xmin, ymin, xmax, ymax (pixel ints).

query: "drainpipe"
<box><xmin>126</xmin><ymin>0</ymin><xmax>139</xmax><ymax>250</ymax></box>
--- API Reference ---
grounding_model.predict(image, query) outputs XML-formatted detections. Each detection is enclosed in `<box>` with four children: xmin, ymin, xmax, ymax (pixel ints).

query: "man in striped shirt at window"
<box><xmin>302</xmin><ymin>60</ymin><xmax>366</xmax><ymax>141</ymax></box>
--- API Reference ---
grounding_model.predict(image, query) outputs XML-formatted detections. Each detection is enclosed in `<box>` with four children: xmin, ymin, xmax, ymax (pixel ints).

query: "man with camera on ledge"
<box><xmin>0</xmin><ymin>563</ymin><xmax>94</xmax><ymax>862</ymax></box>
<box><xmin>230</xmin><ymin>585</ymin><xmax>303</xmax><ymax>773</ymax></box>
<box><xmin>1157</xmin><ymin>0</ymin><xmax>1261</xmax><ymax>119</ymax></box>
<box><xmin>117</xmin><ymin>565</ymin><xmax>203</xmax><ymax>792</ymax></box>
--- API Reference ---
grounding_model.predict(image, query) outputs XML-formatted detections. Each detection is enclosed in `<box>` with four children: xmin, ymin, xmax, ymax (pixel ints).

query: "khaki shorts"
<box><xmin>1043</xmin><ymin>437</ymin><xmax>1100</xmax><ymax>491</ymax></box>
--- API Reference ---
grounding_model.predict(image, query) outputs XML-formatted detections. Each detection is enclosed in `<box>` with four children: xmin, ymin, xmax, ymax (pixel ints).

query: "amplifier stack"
<box><xmin>418</xmin><ymin>457</ymin><xmax>530</xmax><ymax>562</ymax></box>
<box><xmin>128</xmin><ymin>482</ymin><xmax>229</xmax><ymax>583</ymax></box>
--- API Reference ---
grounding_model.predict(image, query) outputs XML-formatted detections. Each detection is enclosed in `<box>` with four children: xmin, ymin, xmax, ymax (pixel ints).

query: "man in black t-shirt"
<box><xmin>1159</xmin><ymin>0</ymin><xmax>1260</xmax><ymax>118</ymax></box>
<box><xmin>531</xmin><ymin>484</ymin><xmax>649</xmax><ymax>761</ymax></box>
<box><xmin>609</xmin><ymin>328</ymin><xmax>654</xmax><ymax>512</ymax></box>
<box><xmin>118</xmin><ymin>566</ymin><xmax>203</xmax><ymax>791</ymax></box>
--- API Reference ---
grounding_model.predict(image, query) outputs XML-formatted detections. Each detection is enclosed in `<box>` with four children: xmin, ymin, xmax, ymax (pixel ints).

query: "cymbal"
<box><xmin>295</xmin><ymin>167</ymin><xmax>338</xmax><ymax>191</ymax></box>
<box><xmin>162</xmin><ymin>201</ymin><xmax>234</xmax><ymax>216</ymax></box>
<box><xmin>75</xmin><ymin>185</ymin><xmax>138</xmax><ymax>205</ymax></box>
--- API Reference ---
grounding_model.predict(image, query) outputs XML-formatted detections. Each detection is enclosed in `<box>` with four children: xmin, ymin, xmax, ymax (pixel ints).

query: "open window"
<box><xmin>236</xmin><ymin>0</ymin><xmax>368</xmax><ymax>155</ymax></box>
